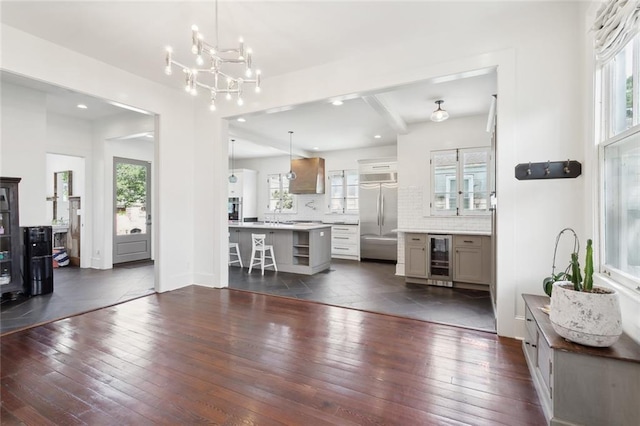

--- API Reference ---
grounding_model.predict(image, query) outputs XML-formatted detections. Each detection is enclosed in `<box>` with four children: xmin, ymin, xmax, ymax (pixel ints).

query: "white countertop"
<box><xmin>229</xmin><ymin>222</ymin><xmax>332</xmax><ymax>231</ymax></box>
<box><xmin>396</xmin><ymin>228</ymin><xmax>492</xmax><ymax>236</ymax></box>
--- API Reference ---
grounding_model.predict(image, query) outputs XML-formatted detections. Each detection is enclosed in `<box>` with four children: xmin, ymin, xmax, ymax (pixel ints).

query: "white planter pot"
<box><xmin>549</xmin><ymin>281</ymin><xmax>622</xmax><ymax>347</ymax></box>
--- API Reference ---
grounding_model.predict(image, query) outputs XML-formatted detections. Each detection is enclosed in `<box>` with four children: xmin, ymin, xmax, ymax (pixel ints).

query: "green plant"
<box><xmin>542</xmin><ymin>229</ymin><xmax>595</xmax><ymax>296</ymax></box>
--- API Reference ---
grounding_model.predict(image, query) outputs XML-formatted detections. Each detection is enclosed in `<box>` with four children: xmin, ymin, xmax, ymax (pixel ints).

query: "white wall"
<box><xmin>2</xmin><ymin>24</ymin><xmax>197</xmax><ymax>293</ymax></box>
<box><xmin>92</xmin><ymin>113</ymin><xmax>154</xmax><ymax>269</ymax></box>
<box><xmin>0</xmin><ymin>83</ymin><xmax>47</xmax><ymax>226</ymax></box>
<box><xmin>234</xmin><ymin>144</ymin><xmax>396</xmax><ymax>222</ymax></box>
<box><xmin>398</xmin><ymin>114</ymin><xmax>492</xmax><ymax>231</ymax></box>
<box><xmin>210</xmin><ymin>2</ymin><xmax>586</xmax><ymax>338</ymax></box>
<box><xmin>5</xmin><ymin>2</ymin><xmax>636</xmax><ymax>342</ymax></box>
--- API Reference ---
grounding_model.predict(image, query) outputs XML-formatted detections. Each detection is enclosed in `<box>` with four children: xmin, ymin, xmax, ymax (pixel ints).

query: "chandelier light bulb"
<box><xmin>226</xmin><ymin>93</ymin><xmax>232</xmax><ymax>101</ymax></box>
<box><xmin>196</xmin><ymin>55</ymin><xmax>204</xmax><ymax>66</ymax></box>
<box><xmin>209</xmin><ymin>102</ymin><xmax>217</xmax><ymax>112</ymax></box>
<box><xmin>237</xmin><ymin>97</ymin><xmax>244</xmax><ymax>106</ymax></box>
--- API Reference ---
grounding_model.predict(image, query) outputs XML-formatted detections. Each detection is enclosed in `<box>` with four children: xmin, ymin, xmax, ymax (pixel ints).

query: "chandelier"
<box><xmin>164</xmin><ymin>0</ymin><xmax>261</xmax><ymax>111</ymax></box>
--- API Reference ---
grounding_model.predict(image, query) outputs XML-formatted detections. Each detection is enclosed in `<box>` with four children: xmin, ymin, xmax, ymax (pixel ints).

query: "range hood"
<box><xmin>289</xmin><ymin>157</ymin><xmax>325</xmax><ymax>194</ymax></box>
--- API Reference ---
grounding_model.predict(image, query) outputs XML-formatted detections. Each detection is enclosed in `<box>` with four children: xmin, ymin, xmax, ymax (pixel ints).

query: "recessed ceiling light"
<box><xmin>77</xmin><ymin>104</ymin><xmax>88</xmax><ymax>109</ymax></box>
<box><xmin>374</xmin><ymin>135</ymin><xmax>381</xmax><ymax>139</ymax></box>
<box><xmin>331</xmin><ymin>100</ymin><xmax>343</xmax><ymax>106</ymax></box>
<box><xmin>237</xmin><ymin>117</ymin><xmax>246</xmax><ymax>122</ymax></box>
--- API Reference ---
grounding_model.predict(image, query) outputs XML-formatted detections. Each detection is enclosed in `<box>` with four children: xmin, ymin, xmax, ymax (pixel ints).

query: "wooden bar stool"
<box><xmin>228</xmin><ymin>233</ymin><xmax>243</xmax><ymax>268</ymax></box>
<box><xmin>248</xmin><ymin>233</ymin><xmax>277</xmax><ymax>275</ymax></box>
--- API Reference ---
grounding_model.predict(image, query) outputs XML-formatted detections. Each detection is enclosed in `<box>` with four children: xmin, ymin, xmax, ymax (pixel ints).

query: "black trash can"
<box><xmin>22</xmin><ymin>226</ymin><xmax>54</xmax><ymax>296</ymax></box>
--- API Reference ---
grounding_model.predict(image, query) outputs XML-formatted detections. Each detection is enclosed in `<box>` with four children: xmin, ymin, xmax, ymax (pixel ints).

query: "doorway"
<box><xmin>113</xmin><ymin>157</ymin><xmax>151</xmax><ymax>264</ymax></box>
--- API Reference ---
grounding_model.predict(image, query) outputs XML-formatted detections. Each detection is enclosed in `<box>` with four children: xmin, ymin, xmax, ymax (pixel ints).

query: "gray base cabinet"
<box><xmin>523</xmin><ymin>294</ymin><xmax>640</xmax><ymax>426</ymax></box>
<box><xmin>405</xmin><ymin>233</ymin><xmax>427</xmax><ymax>278</ymax></box>
<box><xmin>404</xmin><ymin>233</ymin><xmax>491</xmax><ymax>289</ymax></box>
<box><xmin>453</xmin><ymin>235</ymin><xmax>491</xmax><ymax>284</ymax></box>
<box><xmin>229</xmin><ymin>226</ymin><xmax>331</xmax><ymax>275</ymax></box>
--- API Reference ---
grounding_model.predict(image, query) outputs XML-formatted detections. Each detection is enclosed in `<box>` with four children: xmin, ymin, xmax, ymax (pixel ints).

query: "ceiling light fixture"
<box><xmin>331</xmin><ymin>100</ymin><xmax>344</xmax><ymax>106</ymax></box>
<box><xmin>229</xmin><ymin>139</ymin><xmax>238</xmax><ymax>183</ymax></box>
<box><xmin>431</xmin><ymin>100</ymin><xmax>449</xmax><ymax>122</ymax></box>
<box><xmin>285</xmin><ymin>131</ymin><xmax>296</xmax><ymax>180</ymax></box>
<box><xmin>374</xmin><ymin>135</ymin><xmax>381</xmax><ymax>139</ymax></box>
<box><xmin>236</xmin><ymin>117</ymin><xmax>246</xmax><ymax>122</ymax></box>
<box><xmin>77</xmin><ymin>104</ymin><xmax>88</xmax><ymax>109</ymax></box>
<box><xmin>164</xmin><ymin>0</ymin><xmax>261</xmax><ymax>111</ymax></box>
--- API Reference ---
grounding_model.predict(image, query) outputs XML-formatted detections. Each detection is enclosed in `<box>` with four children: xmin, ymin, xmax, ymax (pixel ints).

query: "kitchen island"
<box><xmin>228</xmin><ymin>222</ymin><xmax>332</xmax><ymax>275</ymax></box>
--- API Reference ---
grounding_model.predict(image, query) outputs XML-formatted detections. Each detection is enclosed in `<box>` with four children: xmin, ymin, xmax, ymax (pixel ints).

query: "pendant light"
<box><xmin>431</xmin><ymin>100</ymin><xmax>450</xmax><ymax>122</ymax></box>
<box><xmin>285</xmin><ymin>131</ymin><xmax>296</xmax><ymax>180</ymax></box>
<box><xmin>229</xmin><ymin>139</ymin><xmax>238</xmax><ymax>183</ymax></box>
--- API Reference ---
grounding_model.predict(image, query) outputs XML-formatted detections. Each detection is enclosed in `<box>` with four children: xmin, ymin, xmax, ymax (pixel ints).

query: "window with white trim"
<box><xmin>597</xmin><ymin>33</ymin><xmax>640</xmax><ymax>289</ymax></box>
<box><xmin>267</xmin><ymin>174</ymin><xmax>296</xmax><ymax>213</ymax></box>
<box><xmin>327</xmin><ymin>170</ymin><xmax>359</xmax><ymax>213</ymax></box>
<box><xmin>431</xmin><ymin>148</ymin><xmax>491</xmax><ymax>216</ymax></box>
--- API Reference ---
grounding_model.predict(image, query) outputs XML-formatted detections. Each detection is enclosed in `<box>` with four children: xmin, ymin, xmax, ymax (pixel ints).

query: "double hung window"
<box><xmin>267</xmin><ymin>174</ymin><xmax>295</xmax><ymax>213</ymax></box>
<box><xmin>431</xmin><ymin>148</ymin><xmax>491</xmax><ymax>216</ymax></box>
<box><xmin>598</xmin><ymin>33</ymin><xmax>640</xmax><ymax>288</ymax></box>
<box><xmin>327</xmin><ymin>170</ymin><xmax>359</xmax><ymax>213</ymax></box>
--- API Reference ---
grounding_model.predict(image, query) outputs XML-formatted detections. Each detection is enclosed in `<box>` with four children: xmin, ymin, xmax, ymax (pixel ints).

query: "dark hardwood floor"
<box><xmin>1</xmin><ymin>286</ymin><xmax>545</xmax><ymax>425</ymax></box>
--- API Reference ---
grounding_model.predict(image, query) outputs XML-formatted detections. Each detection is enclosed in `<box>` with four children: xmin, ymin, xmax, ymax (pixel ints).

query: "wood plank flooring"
<box><xmin>1</xmin><ymin>286</ymin><xmax>545</xmax><ymax>425</ymax></box>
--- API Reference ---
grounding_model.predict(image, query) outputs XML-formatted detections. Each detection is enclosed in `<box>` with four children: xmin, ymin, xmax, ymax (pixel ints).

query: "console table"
<box><xmin>522</xmin><ymin>294</ymin><xmax>640</xmax><ymax>425</ymax></box>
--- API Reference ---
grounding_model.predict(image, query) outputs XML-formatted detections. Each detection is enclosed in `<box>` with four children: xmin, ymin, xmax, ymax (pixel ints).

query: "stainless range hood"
<box><xmin>289</xmin><ymin>157</ymin><xmax>325</xmax><ymax>194</ymax></box>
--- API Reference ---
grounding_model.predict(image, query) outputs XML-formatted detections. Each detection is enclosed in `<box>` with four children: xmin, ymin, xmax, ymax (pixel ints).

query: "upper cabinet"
<box><xmin>228</xmin><ymin>169</ymin><xmax>258</xmax><ymax>219</ymax></box>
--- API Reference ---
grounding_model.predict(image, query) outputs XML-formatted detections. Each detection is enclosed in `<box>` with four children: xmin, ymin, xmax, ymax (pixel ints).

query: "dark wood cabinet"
<box><xmin>0</xmin><ymin>177</ymin><xmax>23</xmax><ymax>295</ymax></box>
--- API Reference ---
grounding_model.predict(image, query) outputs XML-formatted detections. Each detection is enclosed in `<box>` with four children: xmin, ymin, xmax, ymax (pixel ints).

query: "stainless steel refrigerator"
<box><xmin>359</xmin><ymin>178</ymin><xmax>398</xmax><ymax>261</ymax></box>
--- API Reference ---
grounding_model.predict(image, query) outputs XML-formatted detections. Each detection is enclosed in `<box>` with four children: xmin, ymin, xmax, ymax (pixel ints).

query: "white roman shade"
<box><xmin>593</xmin><ymin>0</ymin><xmax>640</xmax><ymax>63</ymax></box>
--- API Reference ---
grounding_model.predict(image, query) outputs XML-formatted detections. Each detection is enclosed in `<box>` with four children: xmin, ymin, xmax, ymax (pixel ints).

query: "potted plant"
<box><xmin>545</xmin><ymin>229</ymin><xmax>622</xmax><ymax>347</ymax></box>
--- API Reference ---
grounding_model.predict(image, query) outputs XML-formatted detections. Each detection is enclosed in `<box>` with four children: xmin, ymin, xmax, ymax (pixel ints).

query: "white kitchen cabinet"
<box><xmin>330</xmin><ymin>224</ymin><xmax>359</xmax><ymax>260</ymax></box>
<box><xmin>228</xmin><ymin>169</ymin><xmax>258</xmax><ymax>220</ymax></box>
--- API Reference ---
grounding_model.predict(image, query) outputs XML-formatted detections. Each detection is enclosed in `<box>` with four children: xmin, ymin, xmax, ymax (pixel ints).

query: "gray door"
<box><xmin>113</xmin><ymin>157</ymin><xmax>151</xmax><ymax>264</ymax></box>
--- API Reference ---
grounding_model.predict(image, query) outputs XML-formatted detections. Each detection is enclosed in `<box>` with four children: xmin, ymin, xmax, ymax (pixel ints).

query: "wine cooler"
<box><xmin>427</xmin><ymin>234</ymin><xmax>453</xmax><ymax>281</ymax></box>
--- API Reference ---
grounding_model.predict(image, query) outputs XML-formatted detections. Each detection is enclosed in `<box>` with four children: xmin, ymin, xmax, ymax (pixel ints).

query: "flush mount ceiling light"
<box><xmin>431</xmin><ymin>100</ymin><xmax>450</xmax><ymax>122</ymax></box>
<box><xmin>77</xmin><ymin>104</ymin><xmax>88</xmax><ymax>109</ymax></box>
<box><xmin>285</xmin><ymin>131</ymin><xmax>296</xmax><ymax>180</ymax></box>
<box><xmin>164</xmin><ymin>0</ymin><xmax>261</xmax><ymax>111</ymax></box>
<box><xmin>331</xmin><ymin>100</ymin><xmax>344</xmax><ymax>106</ymax></box>
<box><xmin>229</xmin><ymin>139</ymin><xmax>238</xmax><ymax>183</ymax></box>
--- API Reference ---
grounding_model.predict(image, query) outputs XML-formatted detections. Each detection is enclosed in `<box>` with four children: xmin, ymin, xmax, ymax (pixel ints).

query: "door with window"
<box><xmin>113</xmin><ymin>157</ymin><xmax>151</xmax><ymax>264</ymax></box>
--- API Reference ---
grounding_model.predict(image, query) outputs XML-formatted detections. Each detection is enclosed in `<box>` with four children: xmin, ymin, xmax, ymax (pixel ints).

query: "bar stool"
<box><xmin>248</xmin><ymin>233</ymin><xmax>277</xmax><ymax>275</ymax></box>
<box><xmin>229</xmin><ymin>233</ymin><xmax>243</xmax><ymax>268</ymax></box>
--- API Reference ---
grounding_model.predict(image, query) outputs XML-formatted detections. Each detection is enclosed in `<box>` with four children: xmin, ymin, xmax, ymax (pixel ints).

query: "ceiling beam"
<box><xmin>362</xmin><ymin>95</ymin><xmax>408</xmax><ymax>135</ymax></box>
<box><xmin>228</xmin><ymin>126</ymin><xmax>313</xmax><ymax>158</ymax></box>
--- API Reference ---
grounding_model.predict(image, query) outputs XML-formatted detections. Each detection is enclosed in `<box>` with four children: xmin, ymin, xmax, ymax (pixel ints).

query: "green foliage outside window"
<box><xmin>116</xmin><ymin>163</ymin><xmax>146</xmax><ymax>209</ymax></box>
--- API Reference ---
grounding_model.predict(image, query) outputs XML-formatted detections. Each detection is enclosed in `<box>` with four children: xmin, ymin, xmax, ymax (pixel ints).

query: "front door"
<box><xmin>113</xmin><ymin>157</ymin><xmax>151</xmax><ymax>264</ymax></box>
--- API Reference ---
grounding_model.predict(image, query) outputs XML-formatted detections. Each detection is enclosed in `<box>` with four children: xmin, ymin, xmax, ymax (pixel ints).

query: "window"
<box><xmin>267</xmin><ymin>174</ymin><xmax>295</xmax><ymax>212</ymax></box>
<box><xmin>599</xmin><ymin>34</ymin><xmax>640</xmax><ymax>288</ymax></box>
<box><xmin>431</xmin><ymin>148</ymin><xmax>490</xmax><ymax>216</ymax></box>
<box><xmin>327</xmin><ymin>170</ymin><xmax>359</xmax><ymax>213</ymax></box>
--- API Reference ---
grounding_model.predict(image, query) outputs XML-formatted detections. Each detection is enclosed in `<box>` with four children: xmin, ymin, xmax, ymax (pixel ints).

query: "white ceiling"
<box><xmin>1</xmin><ymin>1</ymin><xmax>498</xmax><ymax>158</ymax></box>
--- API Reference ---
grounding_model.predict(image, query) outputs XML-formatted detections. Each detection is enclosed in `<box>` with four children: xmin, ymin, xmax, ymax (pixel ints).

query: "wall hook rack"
<box><xmin>515</xmin><ymin>159</ymin><xmax>581</xmax><ymax>180</ymax></box>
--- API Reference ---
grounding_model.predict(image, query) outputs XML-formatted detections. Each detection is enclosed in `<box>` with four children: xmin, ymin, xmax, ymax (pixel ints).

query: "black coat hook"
<box><xmin>515</xmin><ymin>160</ymin><xmax>582</xmax><ymax>180</ymax></box>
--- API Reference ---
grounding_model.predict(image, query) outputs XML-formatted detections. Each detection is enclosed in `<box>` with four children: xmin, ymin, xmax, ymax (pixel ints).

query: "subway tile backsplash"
<box><xmin>398</xmin><ymin>186</ymin><xmax>491</xmax><ymax>233</ymax></box>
